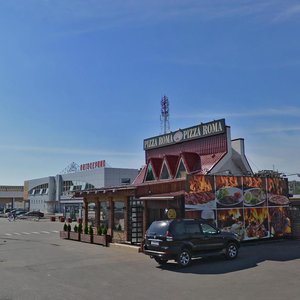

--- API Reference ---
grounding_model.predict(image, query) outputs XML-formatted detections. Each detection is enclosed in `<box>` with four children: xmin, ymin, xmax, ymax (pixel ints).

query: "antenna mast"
<box><xmin>160</xmin><ymin>95</ymin><xmax>170</xmax><ymax>134</ymax></box>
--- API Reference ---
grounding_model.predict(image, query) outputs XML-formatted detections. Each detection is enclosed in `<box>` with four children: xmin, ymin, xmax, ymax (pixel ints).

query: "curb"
<box><xmin>110</xmin><ymin>243</ymin><xmax>141</xmax><ymax>253</ymax></box>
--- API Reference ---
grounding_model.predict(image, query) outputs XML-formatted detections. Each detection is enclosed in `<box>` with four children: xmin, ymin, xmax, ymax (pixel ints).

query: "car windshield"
<box><xmin>147</xmin><ymin>221</ymin><xmax>169</xmax><ymax>236</ymax></box>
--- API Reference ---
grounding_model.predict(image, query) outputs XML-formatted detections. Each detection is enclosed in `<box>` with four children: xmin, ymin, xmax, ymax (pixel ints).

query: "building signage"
<box><xmin>80</xmin><ymin>160</ymin><xmax>106</xmax><ymax>171</ymax></box>
<box><xmin>143</xmin><ymin>119</ymin><xmax>226</xmax><ymax>150</ymax></box>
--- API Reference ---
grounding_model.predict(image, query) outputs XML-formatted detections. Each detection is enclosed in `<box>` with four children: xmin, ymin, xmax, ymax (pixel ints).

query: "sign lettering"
<box><xmin>143</xmin><ymin>119</ymin><xmax>226</xmax><ymax>150</ymax></box>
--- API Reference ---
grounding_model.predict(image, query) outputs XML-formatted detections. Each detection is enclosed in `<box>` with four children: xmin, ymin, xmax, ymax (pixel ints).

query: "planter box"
<box><xmin>80</xmin><ymin>233</ymin><xmax>93</xmax><ymax>243</ymax></box>
<box><xmin>93</xmin><ymin>234</ymin><xmax>110</xmax><ymax>247</ymax></box>
<box><xmin>50</xmin><ymin>216</ymin><xmax>56</xmax><ymax>222</ymax></box>
<box><xmin>69</xmin><ymin>231</ymin><xmax>80</xmax><ymax>241</ymax></box>
<box><xmin>59</xmin><ymin>231</ymin><xmax>69</xmax><ymax>239</ymax></box>
<box><xmin>113</xmin><ymin>231</ymin><xmax>125</xmax><ymax>243</ymax></box>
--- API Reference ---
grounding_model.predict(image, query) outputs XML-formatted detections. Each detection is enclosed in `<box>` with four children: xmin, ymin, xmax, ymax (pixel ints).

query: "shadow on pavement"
<box><xmin>157</xmin><ymin>239</ymin><xmax>300</xmax><ymax>274</ymax></box>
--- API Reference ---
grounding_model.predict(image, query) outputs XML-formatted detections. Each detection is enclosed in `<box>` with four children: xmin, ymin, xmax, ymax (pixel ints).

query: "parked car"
<box><xmin>19</xmin><ymin>211</ymin><xmax>44</xmax><ymax>218</ymax></box>
<box><xmin>143</xmin><ymin>219</ymin><xmax>240</xmax><ymax>267</ymax></box>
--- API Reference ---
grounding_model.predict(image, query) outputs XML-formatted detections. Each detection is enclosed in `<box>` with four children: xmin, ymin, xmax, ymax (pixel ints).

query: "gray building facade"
<box><xmin>24</xmin><ymin>166</ymin><xmax>139</xmax><ymax>216</ymax></box>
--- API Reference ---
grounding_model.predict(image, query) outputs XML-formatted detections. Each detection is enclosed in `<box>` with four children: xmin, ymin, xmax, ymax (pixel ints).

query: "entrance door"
<box><xmin>128</xmin><ymin>199</ymin><xmax>144</xmax><ymax>244</ymax></box>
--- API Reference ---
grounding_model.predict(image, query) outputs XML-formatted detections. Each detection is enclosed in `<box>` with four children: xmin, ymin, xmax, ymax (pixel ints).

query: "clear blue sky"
<box><xmin>1</xmin><ymin>0</ymin><xmax>300</xmax><ymax>185</ymax></box>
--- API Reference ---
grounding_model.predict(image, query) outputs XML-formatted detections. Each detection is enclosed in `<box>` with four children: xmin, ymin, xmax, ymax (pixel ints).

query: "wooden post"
<box><xmin>108</xmin><ymin>197</ymin><xmax>114</xmax><ymax>237</ymax></box>
<box><xmin>124</xmin><ymin>197</ymin><xmax>129</xmax><ymax>242</ymax></box>
<box><xmin>95</xmin><ymin>199</ymin><xmax>100</xmax><ymax>228</ymax></box>
<box><xmin>143</xmin><ymin>200</ymin><xmax>148</xmax><ymax>237</ymax></box>
<box><xmin>83</xmin><ymin>198</ymin><xmax>88</xmax><ymax>226</ymax></box>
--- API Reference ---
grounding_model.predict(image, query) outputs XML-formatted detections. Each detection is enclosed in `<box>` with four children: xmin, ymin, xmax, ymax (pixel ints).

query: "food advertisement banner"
<box><xmin>185</xmin><ymin>175</ymin><xmax>290</xmax><ymax>241</ymax></box>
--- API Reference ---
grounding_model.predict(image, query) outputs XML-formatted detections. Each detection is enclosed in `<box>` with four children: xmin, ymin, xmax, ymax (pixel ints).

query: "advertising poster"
<box><xmin>185</xmin><ymin>175</ymin><xmax>215</xmax><ymax>209</ymax></box>
<box><xmin>243</xmin><ymin>176</ymin><xmax>267</xmax><ymax>208</ymax></box>
<box><xmin>185</xmin><ymin>175</ymin><xmax>216</xmax><ymax>224</ymax></box>
<box><xmin>269</xmin><ymin>207</ymin><xmax>292</xmax><ymax>237</ymax></box>
<box><xmin>217</xmin><ymin>208</ymin><xmax>244</xmax><ymax>240</ymax></box>
<box><xmin>215</xmin><ymin>176</ymin><xmax>243</xmax><ymax>208</ymax></box>
<box><xmin>185</xmin><ymin>175</ymin><xmax>291</xmax><ymax>240</ymax></box>
<box><xmin>266</xmin><ymin>178</ymin><xmax>289</xmax><ymax>207</ymax></box>
<box><xmin>244</xmin><ymin>207</ymin><xmax>269</xmax><ymax>240</ymax></box>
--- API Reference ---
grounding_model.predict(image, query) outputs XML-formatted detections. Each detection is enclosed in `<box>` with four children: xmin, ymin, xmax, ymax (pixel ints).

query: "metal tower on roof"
<box><xmin>160</xmin><ymin>95</ymin><xmax>170</xmax><ymax>134</ymax></box>
<box><xmin>60</xmin><ymin>162</ymin><xmax>80</xmax><ymax>174</ymax></box>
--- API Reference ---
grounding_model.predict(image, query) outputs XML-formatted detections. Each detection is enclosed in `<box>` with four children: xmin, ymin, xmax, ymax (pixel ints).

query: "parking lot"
<box><xmin>1</xmin><ymin>218</ymin><xmax>300</xmax><ymax>300</ymax></box>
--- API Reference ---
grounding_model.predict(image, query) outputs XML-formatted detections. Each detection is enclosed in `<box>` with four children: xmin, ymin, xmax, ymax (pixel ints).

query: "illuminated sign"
<box><xmin>80</xmin><ymin>160</ymin><xmax>106</xmax><ymax>171</ymax></box>
<box><xmin>144</xmin><ymin>119</ymin><xmax>226</xmax><ymax>150</ymax></box>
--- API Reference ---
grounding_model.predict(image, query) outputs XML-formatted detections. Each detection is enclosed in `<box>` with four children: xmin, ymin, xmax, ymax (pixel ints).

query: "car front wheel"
<box><xmin>225</xmin><ymin>242</ymin><xmax>238</xmax><ymax>260</ymax></box>
<box><xmin>177</xmin><ymin>249</ymin><xmax>191</xmax><ymax>267</ymax></box>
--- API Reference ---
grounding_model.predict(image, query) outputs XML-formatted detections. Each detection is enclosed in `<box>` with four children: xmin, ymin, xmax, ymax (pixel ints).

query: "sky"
<box><xmin>0</xmin><ymin>0</ymin><xmax>300</xmax><ymax>185</ymax></box>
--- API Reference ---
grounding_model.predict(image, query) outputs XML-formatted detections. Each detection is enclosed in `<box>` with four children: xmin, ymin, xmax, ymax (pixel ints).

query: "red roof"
<box><xmin>198</xmin><ymin>152</ymin><xmax>226</xmax><ymax>173</ymax></box>
<box><xmin>181</xmin><ymin>152</ymin><xmax>201</xmax><ymax>173</ymax></box>
<box><xmin>149</xmin><ymin>157</ymin><xmax>163</xmax><ymax>178</ymax></box>
<box><xmin>164</xmin><ymin>155</ymin><xmax>179</xmax><ymax>178</ymax></box>
<box><xmin>132</xmin><ymin>165</ymin><xmax>147</xmax><ymax>185</ymax></box>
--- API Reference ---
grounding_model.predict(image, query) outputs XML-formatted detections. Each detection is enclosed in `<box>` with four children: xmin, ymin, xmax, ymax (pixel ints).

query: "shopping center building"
<box><xmin>24</xmin><ymin>160</ymin><xmax>139</xmax><ymax>218</ymax></box>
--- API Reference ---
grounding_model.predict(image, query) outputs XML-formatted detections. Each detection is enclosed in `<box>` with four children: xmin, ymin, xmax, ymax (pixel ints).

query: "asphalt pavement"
<box><xmin>1</xmin><ymin>218</ymin><xmax>300</xmax><ymax>300</ymax></box>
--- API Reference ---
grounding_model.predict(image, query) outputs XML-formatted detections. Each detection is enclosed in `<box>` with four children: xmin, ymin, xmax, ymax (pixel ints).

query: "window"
<box><xmin>62</xmin><ymin>180</ymin><xmax>95</xmax><ymax>195</ymax></box>
<box><xmin>100</xmin><ymin>201</ymin><xmax>109</xmax><ymax>228</ymax></box>
<box><xmin>121</xmin><ymin>178</ymin><xmax>131</xmax><ymax>185</ymax></box>
<box><xmin>185</xmin><ymin>222</ymin><xmax>201</xmax><ymax>234</ymax></box>
<box><xmin>160</xmin><ymin>163</ymin><xmax>170</xmax><ymax>180</ymax></box>
<box><xmin>29</xmin><ymin>183</ymin><xmax>49</xmax><ymax>196</ymax></box>
<box><xmin>201</xmin><ymin>223</ymin><xmax>218</xmax><ymax>235</ymax></box>
<box><xmin>114</xmin><ymin>201</ymin><xmax>125</xmax><ymax>231</ymax></box>
<box><xmin>145</xmin><ymin>163</ymin><xmax>155</xmax><ymax>181</ymax></box>
<box><xmin>173</xmin><ymin>222</ymin><xmax>185</xmax><ymax>235</ymax></box>
<box><xmin>176</xmin><ymin>159</ymin><xmax>187</xmax><ymax>179</ymax></box>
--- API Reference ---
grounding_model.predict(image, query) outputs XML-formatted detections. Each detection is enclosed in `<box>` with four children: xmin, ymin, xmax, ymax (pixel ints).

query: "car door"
<box><xmin>199</xmin><ymin>223</ymin><xmax>225</xmax><ymax>251</ymax></box>
<box><xmin>184</xmin><ymin>220</ymin><xmax>207</xmax><ymax>252</ymax></box>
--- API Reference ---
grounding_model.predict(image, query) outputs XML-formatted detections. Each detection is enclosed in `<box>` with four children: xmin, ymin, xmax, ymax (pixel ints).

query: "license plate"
<box><xmin>151</xmin><ymin>240</ymin><xmax>159</xmax><ymax>246</ymax></box>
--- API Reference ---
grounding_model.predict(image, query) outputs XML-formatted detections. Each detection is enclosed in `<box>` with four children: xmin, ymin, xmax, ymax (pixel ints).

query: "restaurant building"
<box><xmin>74</xmin><ymin>119</ymin><xmax>292</xmax><ymax>244</ymax></box>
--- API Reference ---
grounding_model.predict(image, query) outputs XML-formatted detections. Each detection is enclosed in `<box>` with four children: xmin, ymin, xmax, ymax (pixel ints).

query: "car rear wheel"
<box><xmin>177</xmin><ymin>249</ymin><xmax>191</xmax><ymax>267</ymax></box>
<box><xmin>225</xmin><ymin>242</ymin><xmax>238</xmax><ymax>260</ymax></box>
<box><xmin>154</xmin><ymin>258</ymin><xmax>168</xmax><ymax>265</ymax></box>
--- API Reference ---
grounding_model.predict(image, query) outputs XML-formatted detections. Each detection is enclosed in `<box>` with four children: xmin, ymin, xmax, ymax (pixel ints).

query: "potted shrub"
<box><xmin>69</xmin><ymin>223</ymin><xmax>80</xmax><ymax>241</ymax></box>
<box><xmin>81</xmin><ymin>223</ymin><xmax>92</xmax><ymax>243</ymax></box>
<box><xmin>93</xmin><ymin>225</ymin><xmax>110</xmax><ymax>246</ymax></box>
<box><xmin>59</xmin><ymin>223</ymin><xmax>69</xmax><ymax>239</ymax></box>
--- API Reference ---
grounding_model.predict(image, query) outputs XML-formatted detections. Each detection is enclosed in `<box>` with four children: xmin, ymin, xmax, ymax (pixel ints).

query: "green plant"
<box><xmin>117</xmin><ymin>224</ymin><xmax>122</xmax><ymax>231</ymax></box>
<box><xmin>78</xmin><ymin>223</ymin><xmax>83</xmax><ymax>234</ymax></box>
<box><xmin>84</xmin><ymin>223</ymin><xmax>89</xmax><ymax>234</ymax></box>
<box><xmin>97</xmin><ymin>226</ymin><xmax>102</xmax><ymax>235</ymax></box>
<box><xmin>102</xmin><ymin>226</ymin><xmax>108</xmax><ymax>235</ymax></box>
<box><xmin>89</xmin><ymin>225</ymin><xmax>94</xmax><ymax>236</ymax></box>
<box><xmin>74</xmin><ymin>224</ymin><xmax>78</xmax><ymax>233</ymax></box>
<box><xmin>63</xmin><ymin>223</ymin><xmax>68</xmax><ymax>232</ymax></box>
<box><xmin>67</xmin><ymin>224</ymin><xmax>71</xmax><ymax>232</ymax></box>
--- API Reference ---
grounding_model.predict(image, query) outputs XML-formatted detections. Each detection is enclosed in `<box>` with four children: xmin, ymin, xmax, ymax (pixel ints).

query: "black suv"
<box><xmin>143</xmin><ymin>219</ymin><xmax>240</xmax><ymax>267</ymax></box>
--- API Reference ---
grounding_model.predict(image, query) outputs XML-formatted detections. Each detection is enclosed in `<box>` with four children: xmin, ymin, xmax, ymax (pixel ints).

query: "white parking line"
<box><xmin>3</xmin><ymin>231</ymin><xmax>59</xmax><ymax>236</ymax></box>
